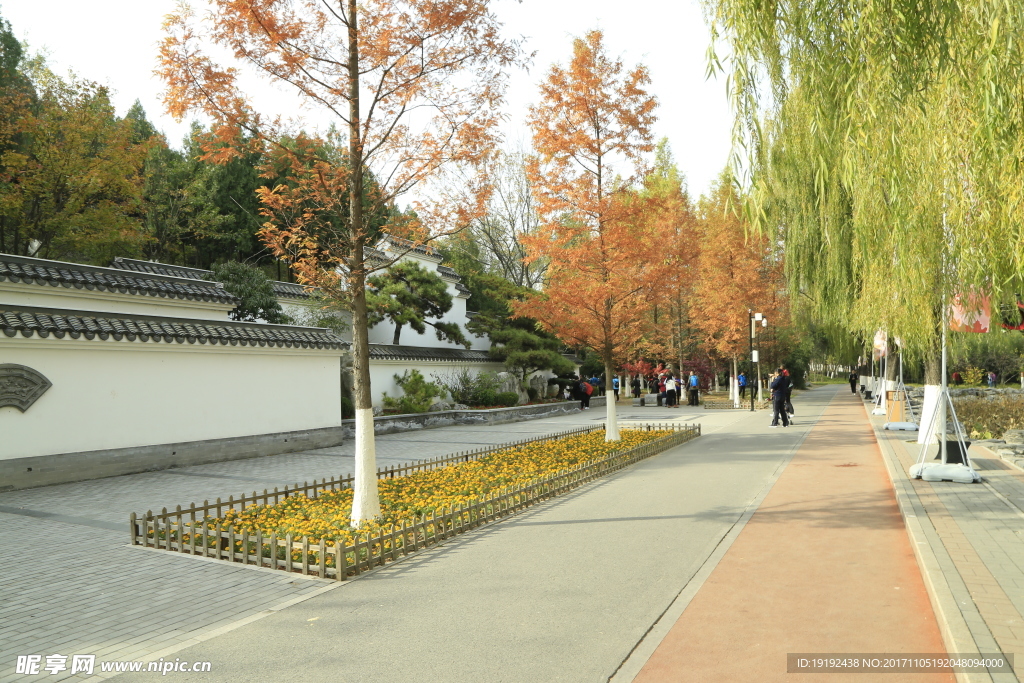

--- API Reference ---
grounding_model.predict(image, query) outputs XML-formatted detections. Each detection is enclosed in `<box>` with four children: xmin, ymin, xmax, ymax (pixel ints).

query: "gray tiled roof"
<box><xmin>1</xmin><ymin>254</ymin><xmax>239</xmax><ymax>305</ymax></box>
<box><xmin>110</xmin><ymin>258</ymin><xmax>311</xmax><ymax>300</ymax></box>
<box><xmin>367</xmin><ymin>344</ymin><xmax>496</xmax><ymax>362</ymax></box>
<box><xmin>0</xmin><ymin>305</ymin><xmax>345</xmax><ymax>350</ymax></box>
<box><xmin>383</xmin><ymin>236</ymin><xmax>442</xmax><ymax>260</ymax></box>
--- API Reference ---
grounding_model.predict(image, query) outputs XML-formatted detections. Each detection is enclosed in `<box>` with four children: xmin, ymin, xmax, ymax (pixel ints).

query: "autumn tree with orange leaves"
<box><xmin>516</xmin><ymin>30</ymin><xmax>662</xmax><ymax>441</ymax></box>
<box><xmin>160</xmin><ymin>0</ymin><xmax>526</xmax><ymax>524</ymax></box>
<box><xmin>690</xmin><ymin>171</ymin><xmax>784</xmax><ymax>386</ymax></box>
<box><xmin>632</xmin><ymin>140</ymin><xmax>701</xmax><ymax>373</ymax></box>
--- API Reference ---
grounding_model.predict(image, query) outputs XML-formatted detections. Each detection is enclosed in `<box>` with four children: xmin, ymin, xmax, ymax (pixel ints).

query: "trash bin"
<box><xmin>886</xmin><ymin>390</ymin><xmax>907</xmax><ymax>422</ymax></box>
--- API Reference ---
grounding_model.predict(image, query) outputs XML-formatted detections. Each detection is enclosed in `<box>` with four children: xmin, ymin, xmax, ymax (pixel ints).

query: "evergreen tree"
<box><xmin>366</xmin><ymin>260</ymin><xmax>469</xmax><ymax>346</ymax></box>
<box><xmin>465</xmin><ymin>273</ymin><xmax>574</xmax><ymax>384</ymax></box>
<box><xmin>211</xmin><ymin>261</ymin><xmax>290</xmax><ymax>323</ymax></box>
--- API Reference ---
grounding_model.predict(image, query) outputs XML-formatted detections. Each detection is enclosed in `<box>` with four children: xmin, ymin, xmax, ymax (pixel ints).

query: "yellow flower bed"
<box><xmin>216</xmin><ymin>428</ymin><xmax>671</xmax><ymax>544</ymax></box>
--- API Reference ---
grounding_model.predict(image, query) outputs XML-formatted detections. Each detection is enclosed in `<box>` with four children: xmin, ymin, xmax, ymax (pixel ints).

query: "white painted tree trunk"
<box><xmin>350</xmin><ymin>408</ymin><xmax>381</xmax><ymax>523</ymax></box>
<box><xmin>605</xmin><ymin>357</ymin><xmax>620</xmax><ymax>441</ymax></box>
<box><xmin>917</xmin><ymin>384</ymin><xmax>941</xmax><ymax>444</ymax></box>
<box><xmin>731</xmin><ymin>357</ymin><xmax>739</xmax><ymax>407</ymax></box>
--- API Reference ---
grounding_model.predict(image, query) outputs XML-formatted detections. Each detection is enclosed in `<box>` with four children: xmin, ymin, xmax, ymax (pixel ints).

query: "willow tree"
<box><xmin>161</xmin><ymin>0</ymin><xmax>526</xmax><ymax>524</ymax></box>
<box><xmin>706</xmin><ymin>0</ymin><xmax>1024</xmax><ymax>386</ymax></box>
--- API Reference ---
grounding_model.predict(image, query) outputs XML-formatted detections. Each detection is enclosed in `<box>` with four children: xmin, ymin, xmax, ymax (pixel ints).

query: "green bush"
<box><xmin>495</xmin><ymin>391</ymin><xmax>519</xmax><ymax>407</ymax></box>
<box><xmin>340</xmin><ymin>396</ymin><xmax>354</xmax><ymax>420</ymax></box>
<box><xmin>431</xmin><ymin>369</ymin><xmax>502</xmax><ymax>405</ymax></box>
<box><xmin>472</xmin><ymin>389</ymin><xmax>498</xmax><ymax>407</ymax></box>
<box><xmin>382</xmin><ymin>370</ymin><xmax>444</xmax><ymax>414</ymax></box>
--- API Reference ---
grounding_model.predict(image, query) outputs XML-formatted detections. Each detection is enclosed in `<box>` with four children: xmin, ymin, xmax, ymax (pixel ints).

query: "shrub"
<box><xmin>431</xmin><ymin>368</ymin><xmax>502</xmax><ymax>405</ymax></box>
<box><xmin>340</xmin><ymin>396</ymin><xmax>354</xmax><ymax>420</ymax></box>
<box><xmin>961</xmin><ymin>366</ymin><xmax>985</xmax><ymax>385</ymax></box>
<box><xmin>382</xmin><ymin>370</ymin><xmax>444</xmax><ymax>414</ymax></box>
<box><xmin>472</xmin><ymin>389</ymin><xmax>498</xmax><ymax>407</ymax></box>
<box><xmin>495</xmin><ymin>391</ymin><xmax>519</xmax><ymax>407</ymax></box>
<box><xmin>527</xmin><ymin>387</ymin><xmax>540</xmax><ymax>402</ymax></box>
<box><xmin>953</xmin><ymin>395</ymin><xmax>1024</xmax><ymax>439</ymax></box>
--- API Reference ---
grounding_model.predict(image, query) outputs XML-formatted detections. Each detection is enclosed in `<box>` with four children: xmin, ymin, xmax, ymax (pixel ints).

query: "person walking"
<box><xmin>687</xmin><ymin>371</ymin><xmax>700</xmax><ymax>406</ymax></box>
<box><xmin>738</xmin><ymin>371</ymin><xmax>747</xmax><ymax>399</ymax></box>
<box><xmin>988</xmin><ymin>371</ymin><xmax>997</xmax><ymax>388</ymax></box>
<box><xmin>849</xmin><ymin>371</ymin><xmax>859</xmax><ymax>394</ymax></box>
<box><xmin>612</xmin><ymin>376</ymin><xmax>620</xmax><ymax>401</ymax></box>
<box><xmin>631</xmin><ymin>375</ymin><xmax>641</xmax><ymax>399</ymax></box>
<box><xmin>769</xmin><ymin>367</ymin><xmax>791</xmax><ymax>427</ymax></box>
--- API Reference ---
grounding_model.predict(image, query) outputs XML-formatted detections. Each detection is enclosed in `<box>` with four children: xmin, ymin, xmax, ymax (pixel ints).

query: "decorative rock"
<box><xmin>428</xmin><ymin>401</ymin><xmax>452</xmax><ymax>412</ymax></box>
<box><xmin>1003</xmin><ymin>429</ymin><xmax>1024</xmax><ymax>445</ymax></box>
<box><xmin>451</xmin><ymin>403</ymin><xmax>469</xmax><ymax>410</ymax></box>
<box><xmin>372</xmin><ymin>405</ymin><xmax>383</xmax><ymax>417</ymax></box>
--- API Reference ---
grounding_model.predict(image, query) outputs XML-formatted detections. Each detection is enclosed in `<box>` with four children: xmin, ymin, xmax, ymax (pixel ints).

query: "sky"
<box><xmin>2</xmin><ymin>0</ymin><xmax>734</xmax><ymax>198</ymax></box>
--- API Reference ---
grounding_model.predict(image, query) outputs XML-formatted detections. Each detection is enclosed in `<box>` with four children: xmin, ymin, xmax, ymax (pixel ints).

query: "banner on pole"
<box><xmin>950</xmin><ymin>291</ymin><xmax>991</xmax><ymax>333</ymax></box>
<box><xmin>872</xmin><ymin>330</ymin><xmax>887</xmax><ymax>360</ymax></box>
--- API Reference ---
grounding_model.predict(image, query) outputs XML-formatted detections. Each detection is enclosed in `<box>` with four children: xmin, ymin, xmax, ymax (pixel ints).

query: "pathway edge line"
<box><xmin>869</xmin><ymin>411</ymin><xmax>998</xmax><ymax>683</ymax></box>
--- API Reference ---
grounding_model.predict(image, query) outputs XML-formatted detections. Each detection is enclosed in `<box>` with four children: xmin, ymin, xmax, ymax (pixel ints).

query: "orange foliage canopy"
<box><xmin>158</xmin><ymin>0</ymin><xmax>526</xmax><ymax>292</ymax></box>
<box><xmin>516</xmin><ymin>31</ymin><xmax>665</xmax><ymax>368</ymax></box>
<box><xmin>690</xmin><ymin>173</ymin><xmax>785</xmax><ymax>360</ymax></box>
<box><xmin>159</xmin><ymin>0</ymin><xmax>527</xmax><ymax>523</ymax></box>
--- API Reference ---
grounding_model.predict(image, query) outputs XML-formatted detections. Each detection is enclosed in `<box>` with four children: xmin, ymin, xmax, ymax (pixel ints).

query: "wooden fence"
<box><xmin>131</xmin><ymin>423</ymin><xmax>700</xmax><ymax>580</ymax></box>
<box><xmin>704</xmin><ymin>397</ymin><xmax>770</xmax><ymax>410</ymax></box>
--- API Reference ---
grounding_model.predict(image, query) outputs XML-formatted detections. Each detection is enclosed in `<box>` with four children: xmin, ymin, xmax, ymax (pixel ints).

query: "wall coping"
<box><xmin>346</xmin><ymin>396</ymin><xmax>607</xmax><ymax>436</ymax></box>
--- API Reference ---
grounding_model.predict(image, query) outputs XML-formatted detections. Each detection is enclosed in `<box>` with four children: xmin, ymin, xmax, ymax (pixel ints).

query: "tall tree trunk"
<box><xmin>348</xmin><ymin>0</ymin><xmax>381</xmax><ymax>525</ymax></box>
<box><xmin>392</xmin><ymin>323</ymin><xmax>403</xmax><ymax>345</ymax></box>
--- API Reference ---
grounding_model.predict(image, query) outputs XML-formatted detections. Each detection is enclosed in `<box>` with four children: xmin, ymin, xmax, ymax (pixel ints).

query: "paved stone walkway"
<box><xmin>109</xmin><ymin>391</ymin><xmax>828</xmax><ymax>682</ymax></box>
<box><xmin>631</xmin><ymin>387</ymin><xmax>954</xmax><ymax>682</ymax></box>
<box><xmin>875</xmin><ymin>413</ymin><xmax>1024</xmax><ymax>683</ymax></box>
<box><xmin>14</xmin><ymin>388</ymin><xmax>1022</xmax><ymax>682</ymax></box>
<box><xmin>0</xmin><ymin>402</ymin><xmax>707</xmax><ymax>682</ymax></box>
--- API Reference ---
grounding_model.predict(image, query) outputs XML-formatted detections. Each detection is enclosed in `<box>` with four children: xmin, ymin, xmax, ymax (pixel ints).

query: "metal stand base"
<box><xmin>884</xmin><ymin>421</ymin><xmax>919</xmax><ymax>431</ymax></box>
<box><xmin>910</xmin><ymin>462</ymin><xmax>981</xmax><ymax>483</ymax></box>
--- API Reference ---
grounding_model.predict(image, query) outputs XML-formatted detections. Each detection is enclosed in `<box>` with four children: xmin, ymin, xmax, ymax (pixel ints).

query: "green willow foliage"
<box><xmin>707</xmin><ymin>0</ymin><xmax>1024</xmax><ymax>357</ymax></box>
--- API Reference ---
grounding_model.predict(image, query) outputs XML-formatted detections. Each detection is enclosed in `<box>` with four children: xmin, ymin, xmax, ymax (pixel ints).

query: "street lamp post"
<box><xmin>749</xmin><ymin>311</ymin><xmax>763</xmax><ymax>411</ymax></box>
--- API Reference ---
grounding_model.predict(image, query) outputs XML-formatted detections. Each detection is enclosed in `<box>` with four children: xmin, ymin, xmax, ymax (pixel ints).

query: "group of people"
<box><xmin>625</xmin><ymin>371</ymin><xmax>702</xmax><ymax>406</ymax></box>
<box><xmin>570</xmin><ymin>366</ymin><xmax>795</xmax><ymax>423</ymax></box>
<box><xmin>769</xmin><ymin>367</ymin><xmax>796</xmax><ymax>427</ymax></box>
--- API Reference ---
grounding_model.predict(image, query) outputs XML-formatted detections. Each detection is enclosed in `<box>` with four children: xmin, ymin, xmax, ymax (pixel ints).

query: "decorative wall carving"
<box><xmin>0</xmin><ymin>364</ymin><xmax>52</xmax><ymax>412</ymax></box>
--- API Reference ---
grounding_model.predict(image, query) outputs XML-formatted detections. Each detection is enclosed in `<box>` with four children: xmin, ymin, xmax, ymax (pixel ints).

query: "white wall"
<box><xmin>2</xmin><ymin>281</ymin><xmax>235</xmax><ymax>320</ymax></box>
<box><xmin>1</xmin><ymin>338</ymin><xmax>342</xmax><ymax>460</ymax></box>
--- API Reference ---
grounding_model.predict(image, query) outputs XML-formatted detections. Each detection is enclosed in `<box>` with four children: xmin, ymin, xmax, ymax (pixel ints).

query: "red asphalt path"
<box><xmin>634</xmin><ymin>390</ymin><xmax>954</xmax><ymax>682</ymax></box>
